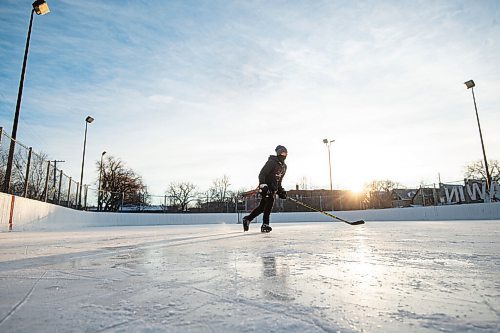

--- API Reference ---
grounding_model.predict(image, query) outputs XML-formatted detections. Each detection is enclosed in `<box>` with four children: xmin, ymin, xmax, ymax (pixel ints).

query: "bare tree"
<box><xmin>0</xmin><ymin>147</ymin><xmax>7</xmax><ymax>184</ymax></box>
<box><xmin>11</xmin><ymin>149</ymin><xmax>49</xmax><ymax>199</ymax></box>
<box><xmin>166</xmin><ymin>181</ymin><xmax>197</xmax><ymax>211</ymax></box>
<box><xmin>228</xmin><ymin>188</ymin><xmax>245</xmax><ymax>212</ymax></box>
<box><xmin>464</xmin><ymin>159</ymin><xmax>500</xmax><ymax>182</ymax></box>
<box><xmin>96</xmin><ymin>155</ymin><xmax>146</xmax><ymax>211</ymax></box>
<box><xmin>362</xmin><ymin>179</ymin><xmax>404</xmax><ymax>209</ymax></box>
<box><xmin>208</xmin><ymin>175</ymin><xmax>231</xmax><ymax>212</ymax></box>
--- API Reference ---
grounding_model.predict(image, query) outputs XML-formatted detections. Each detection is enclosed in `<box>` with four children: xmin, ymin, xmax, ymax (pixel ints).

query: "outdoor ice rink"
<box><xmin>0</xmin><ymin>221</ymin><xmax>499</xmax><ymax>333</ymax></box>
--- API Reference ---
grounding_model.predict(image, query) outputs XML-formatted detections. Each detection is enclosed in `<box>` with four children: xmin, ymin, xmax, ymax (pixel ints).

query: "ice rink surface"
<box><xmin>0</xmin><ymin>221</ymin><xmax>499</xmax><ymax>333</ymax></box>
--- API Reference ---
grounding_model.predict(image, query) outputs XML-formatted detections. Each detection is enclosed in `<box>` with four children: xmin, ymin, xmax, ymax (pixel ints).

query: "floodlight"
<box><xmin>33</xmin><ymin>0</ymin><xmax>50</xmax><ymax>15</ymax></box>
<box><xmin>464</xmin><ymin>80</ymin><xmax>475</xmax><ymax>89</ymax></box>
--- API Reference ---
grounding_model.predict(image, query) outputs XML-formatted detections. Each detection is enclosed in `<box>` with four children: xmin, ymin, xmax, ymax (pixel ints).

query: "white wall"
<box><xmin>1</xmin><ymin>192</ymin><xmax>500</xmax><ymax>232</ymax></box>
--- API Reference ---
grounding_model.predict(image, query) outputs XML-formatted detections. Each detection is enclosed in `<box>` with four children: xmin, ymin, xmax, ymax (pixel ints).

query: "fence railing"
<box><xmin>1</xmin><ymin>127</ymin><xmax>81</xmax><ymax>208</ymax></box>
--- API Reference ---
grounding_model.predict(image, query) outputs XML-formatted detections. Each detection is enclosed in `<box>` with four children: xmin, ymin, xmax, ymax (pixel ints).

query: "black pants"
<box><xmin>246</xmin><ymin>193</ymin><xmax>275</xmax><ymax>224</ymax></box>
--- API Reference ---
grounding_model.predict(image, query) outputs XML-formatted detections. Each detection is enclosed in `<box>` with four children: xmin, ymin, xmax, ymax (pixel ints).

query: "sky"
<box><xmin>1</xmin><ymin>0</ymin><xmax>499</xmax><ymax>196</ymax></box>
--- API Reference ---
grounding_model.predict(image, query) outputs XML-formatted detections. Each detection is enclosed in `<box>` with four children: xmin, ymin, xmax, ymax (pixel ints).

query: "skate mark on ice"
<box><xmin>0</xmin><ymin>271</ymin><xmax>47</xmax><ymax>327</ymax></box>
<box><xmin>53</xmin><ymin>269</ymin><xmax>120</xmax><ymax>282</ymax></box>
<box><xmin>189</xmin><ymin>286</ymin><xmax>349</xmax><ymax>333</ymax></box>
<box><xmin>0</xmin><ymin>231</ymin><xmax>244</xmax><ymax>271</ymax></box>
<box><xmin>483</xmin><ymin>300</ymin><xmax>500</xmax><ymax>318</ymax></box>
<box><xmin>94</xmin><ymin>318</ymin><xmax>141</xmax><ymax>332</ymax></box>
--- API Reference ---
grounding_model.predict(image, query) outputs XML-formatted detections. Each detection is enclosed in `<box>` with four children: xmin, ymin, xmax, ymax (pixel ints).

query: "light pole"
<box><xmin>78</xmin><ymin>116</ymin><xmax>94</xmax><ymax>209</ymax></box>
<box><xmin>98</xmin><ymin>151</ymin><xmax>106</xmax><ymax>211</ymax></box>
<box><xmin>323</xmin><ymin>138</ymin><xmax>335</xmax><ymax>210</ymax></box>
<box><xmin>464</xmin><ymin>80</ymin><xmax>492</xmax><ymax>193</ymax></box>
<box><xmin>2</xmin><ymin>0</ymin><xmax>50</xmax><ymax>194</ymax></box>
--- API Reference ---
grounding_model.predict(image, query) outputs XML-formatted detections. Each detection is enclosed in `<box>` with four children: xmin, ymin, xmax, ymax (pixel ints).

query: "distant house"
<box><xmin>391</xmin><ymin>189</ymin><xmax>417</xmax><ymax>208</ymax></box>
<box><xmin>281</xmin><ymin>189</ymin><xmax>363</xmax><ymax>212</ymax></box>
<box><xmin>412</xmin><ymin>187</ymin><xmax>438</xmax><ymax>206</ymax></box>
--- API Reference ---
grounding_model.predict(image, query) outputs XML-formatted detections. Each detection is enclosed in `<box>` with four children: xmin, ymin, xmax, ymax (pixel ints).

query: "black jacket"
<box><xmin>258</xmin><ymin>155</ymin><xmax>287</xmax><ymax>192</ymax></box>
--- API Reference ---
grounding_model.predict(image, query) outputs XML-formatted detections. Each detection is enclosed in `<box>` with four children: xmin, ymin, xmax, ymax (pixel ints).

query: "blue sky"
<box><xmin>1</xmin><ymin>0</ymin><xmax>499</xmax><ymax>195</ymax></box>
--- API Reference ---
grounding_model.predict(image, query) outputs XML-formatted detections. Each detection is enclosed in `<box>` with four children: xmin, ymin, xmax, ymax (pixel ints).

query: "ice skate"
<box><xmin>261</xmin><ymin>223</ymin><xmax>272</xmax><ymax>233</ymax></box>
<box><xmin>243</xmin><ymin>217</ymin><xmax>251</xmax><ymax>232</ymax></box>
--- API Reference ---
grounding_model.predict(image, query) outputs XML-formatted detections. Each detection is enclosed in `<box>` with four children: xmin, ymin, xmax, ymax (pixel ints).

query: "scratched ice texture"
<box><xmin>0</xmin><ymin>221</ymin><xmax>499</xmax><ymax>332</ymax></box>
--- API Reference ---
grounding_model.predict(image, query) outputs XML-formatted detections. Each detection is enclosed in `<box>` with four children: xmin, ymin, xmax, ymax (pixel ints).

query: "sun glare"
<box><xmin>335</xmin><ymin>178</ymin><xmax>365</xmax><ymax>193</ymax></box>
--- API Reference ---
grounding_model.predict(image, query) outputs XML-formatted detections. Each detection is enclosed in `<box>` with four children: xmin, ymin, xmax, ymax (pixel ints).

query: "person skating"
<box><xmin>243</xmin><ymin>145</ymin><xmax>288</xmax><ymax>232</ymax></box>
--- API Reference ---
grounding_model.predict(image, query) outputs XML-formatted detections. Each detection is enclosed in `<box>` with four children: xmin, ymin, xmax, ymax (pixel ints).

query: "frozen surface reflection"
<box><xmin>0</xmin><ymin>222</ymin><xmax>499</xmax><ymax>332</ymax></box>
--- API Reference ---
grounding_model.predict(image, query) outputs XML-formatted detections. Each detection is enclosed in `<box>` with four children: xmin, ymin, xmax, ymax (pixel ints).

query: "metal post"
<box><xmin>51</xmin><ymin>160</ymin><xmax>64</xmax><ymax>201</ymax></box>
<box><xmin>327</xmin><ymin>146</ymin><xmax>333</xmax><ymax>192</ymax></box>
<box><xmin>98</xmin><ymin>152</ymin><xmax>106</xmax><ymax>211</ymax></box>
<box><xmin>23</xmin><ymin>147</ymin><xmax>32</xmax><ymax>197</ymax></box>
<box><xmin>75</xmin><ymin>182</ymin><xmax>79</xmax><ymax>207</ymax></box>
<box><xmin>57</xmin><ymin>170</ymin><xmax>63</xmax><ymax>204</ymax></box>
<box><xmin>433</xmin><ymin>183</ymin><xmax>438</xmax><ymax>206</ymax></box>
<box><xmin>84</xmin><ymin>185</ymin><xmax>88</xmax><ymax>210</ymax></box>
<box><xmin>323</xmin><ymin>139</ymin><xmax>335</xmax><ymax>211</ymax></box>
<box><xmin>420</xmin><ymin>185</ymin><xmax>425</xmax><ymax>206</ymax></box>
<box><xmin>67</xmin><ymin>177</ymin><xmax>72</xmax><ymax>207</ymax></box>
<box><xmin>43</xmin><ymin>160</ymin><xmax>50</xmax><ymax>202</ymax></box>
<box><xmin>471</xmin><ymin>87</ymin><xmax>492</xmax><ymax>192</ymax></box>
<box><xmin>78</xmin><ymin>121</ymin><xmax>89</xmax><ymax>208</ymax></box>
<box><xmin>3</xmin><ymin>9</ymin><xmax>35</xmax><ymax>194</ymax></box>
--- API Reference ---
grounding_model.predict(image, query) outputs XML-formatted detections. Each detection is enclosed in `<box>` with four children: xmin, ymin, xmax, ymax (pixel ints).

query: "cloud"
<box><xmin>1</xmin><ymin>0</ymin><xmax>499</xmax><ymax>195</ymax></box>
<box><xmin>148</xmin><ymin>95</ymin><xmax>174</xmax><ymax>104</ymax></box>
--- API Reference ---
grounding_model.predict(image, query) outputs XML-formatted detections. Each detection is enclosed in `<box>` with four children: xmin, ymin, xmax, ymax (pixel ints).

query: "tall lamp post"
<box><xmin>2</xmin><ymin>0</ymin><xmax>50</xmax><ymax>193</ymax></box>
<box><xmin>464</xmin><ymin>80</ymin><xmax>492</xmax><ymax>193</ymax></box>
<box><xmin>78</xmin><ymin>116</ymin><xmax>94</xmax><ymax>209</ymax></box>
<box><xmin>98</xmin><ymin>151</ymin><xmax>106</xmax><ymax>211</ymax></box>
<box><xmin>323</xmin><ymin>138</ymin><xmax>335</xmax><ymax>210</ymax></box>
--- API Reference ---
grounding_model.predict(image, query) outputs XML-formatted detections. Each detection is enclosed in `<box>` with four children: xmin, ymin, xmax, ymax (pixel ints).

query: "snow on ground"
<box><xmin>0</xmin><ymin>221</ymin><xmax>499</xmax><ymax>333</ymax></box>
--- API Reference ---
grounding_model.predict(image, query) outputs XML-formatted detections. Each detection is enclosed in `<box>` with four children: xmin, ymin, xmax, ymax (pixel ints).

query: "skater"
<box><xmin>243</xmin><ymin>145</ymin><xmax>288</xmax><ymax>233</ymax></box>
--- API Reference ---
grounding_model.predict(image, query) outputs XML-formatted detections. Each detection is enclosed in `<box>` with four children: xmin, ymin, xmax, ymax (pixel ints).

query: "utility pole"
<box><xmin>52</xmin><ymin>160</ymin><xmax>65</xmax><ymax>187</ymax></box>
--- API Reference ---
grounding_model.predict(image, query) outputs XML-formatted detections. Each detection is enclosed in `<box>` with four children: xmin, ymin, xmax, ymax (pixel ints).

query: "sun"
<box><xmin>343</xmin><ymin>181</ymin><xmax>365</xmax><ymax>194</ymax></box>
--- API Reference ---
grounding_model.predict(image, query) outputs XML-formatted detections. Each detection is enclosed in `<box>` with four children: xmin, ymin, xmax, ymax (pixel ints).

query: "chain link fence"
<box><xmin>1</xmin><ymin>127</ymin><xmax>80</xmax><ymax>208</ymax></box>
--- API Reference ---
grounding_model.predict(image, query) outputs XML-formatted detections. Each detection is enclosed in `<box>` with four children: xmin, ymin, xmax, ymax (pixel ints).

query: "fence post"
<box><xmin>43</xmin><ymin>161</ymin><xmax>50</xmax><ymax>202</ymax></box>
<box><xmin>84</xmin><ymin>185</ymin><xmax>88</xmax><ymax>210</ymax></box>
<box><xmin>0</xmin><ymin>127</ymin><xmax>2</xmax><ymax>188</ymax></box>
<box><xmin>75</xmin><ymin>182</ymin><xmax>79</xmax><ymax>208</ymax></box>
<box><xmin>420</xmin><ymin>185</ymin><xmax>425</xmax><ymax>206</ymax></box>
<box><xmin>23</xmin><ymin>147</ymin><xmax>32</xmax><ymax>197</ymax></box>
<box><xmin>67</xmin><ymin>177</ymin><xmax>72</xmax><ymax>207</ymax></box>
<box><xmin>2</xmin><ymin>137</ymin><xmax>16</xmax><ymax>194</ymax></box>
<box><xmin>57</xmin><ymin>170</ymin><xmax>63</xmax><ymax>204</ymax></box>
<box><xmin>432</xmin><ymin>183</ymin><xmax>438</xmax><ymax>206</ymax></box>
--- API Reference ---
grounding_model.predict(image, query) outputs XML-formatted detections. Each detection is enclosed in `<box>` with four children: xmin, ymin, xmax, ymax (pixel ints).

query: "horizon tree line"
<box><xmin>93</xmin><ymin>154</ymin><xmax>500</xmax><ymax>212</ymax></box>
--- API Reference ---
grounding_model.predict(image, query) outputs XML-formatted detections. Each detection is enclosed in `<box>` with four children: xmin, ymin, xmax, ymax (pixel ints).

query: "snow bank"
<box><xmin>1</xmin><ymin>192</ymin><xmax>499</xmax><ymax>231</ymax></box>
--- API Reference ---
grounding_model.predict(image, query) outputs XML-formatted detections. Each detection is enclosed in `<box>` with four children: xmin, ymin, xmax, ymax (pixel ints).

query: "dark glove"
<box><xmin>278</xmin><ymin>190</ymin><xmax>287</xmax><ymax>199</ymax></box>
<box><xmin>259</xmin><ymin>184</ymin><xmax>269</xmax><ymax>197</ymax></box>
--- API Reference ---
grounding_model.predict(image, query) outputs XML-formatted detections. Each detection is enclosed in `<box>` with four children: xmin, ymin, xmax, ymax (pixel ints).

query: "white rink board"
<box><xmin>1</xmin><ymin>192</ymin><xmax>500</xmax><ymax>231</ymax></box>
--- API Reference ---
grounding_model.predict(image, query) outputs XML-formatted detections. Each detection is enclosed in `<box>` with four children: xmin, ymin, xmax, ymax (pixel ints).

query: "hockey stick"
<box><xmin>287</xmin><ymin>197</ymin><xmax>365</xmax><ymax>225</ymax></box>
